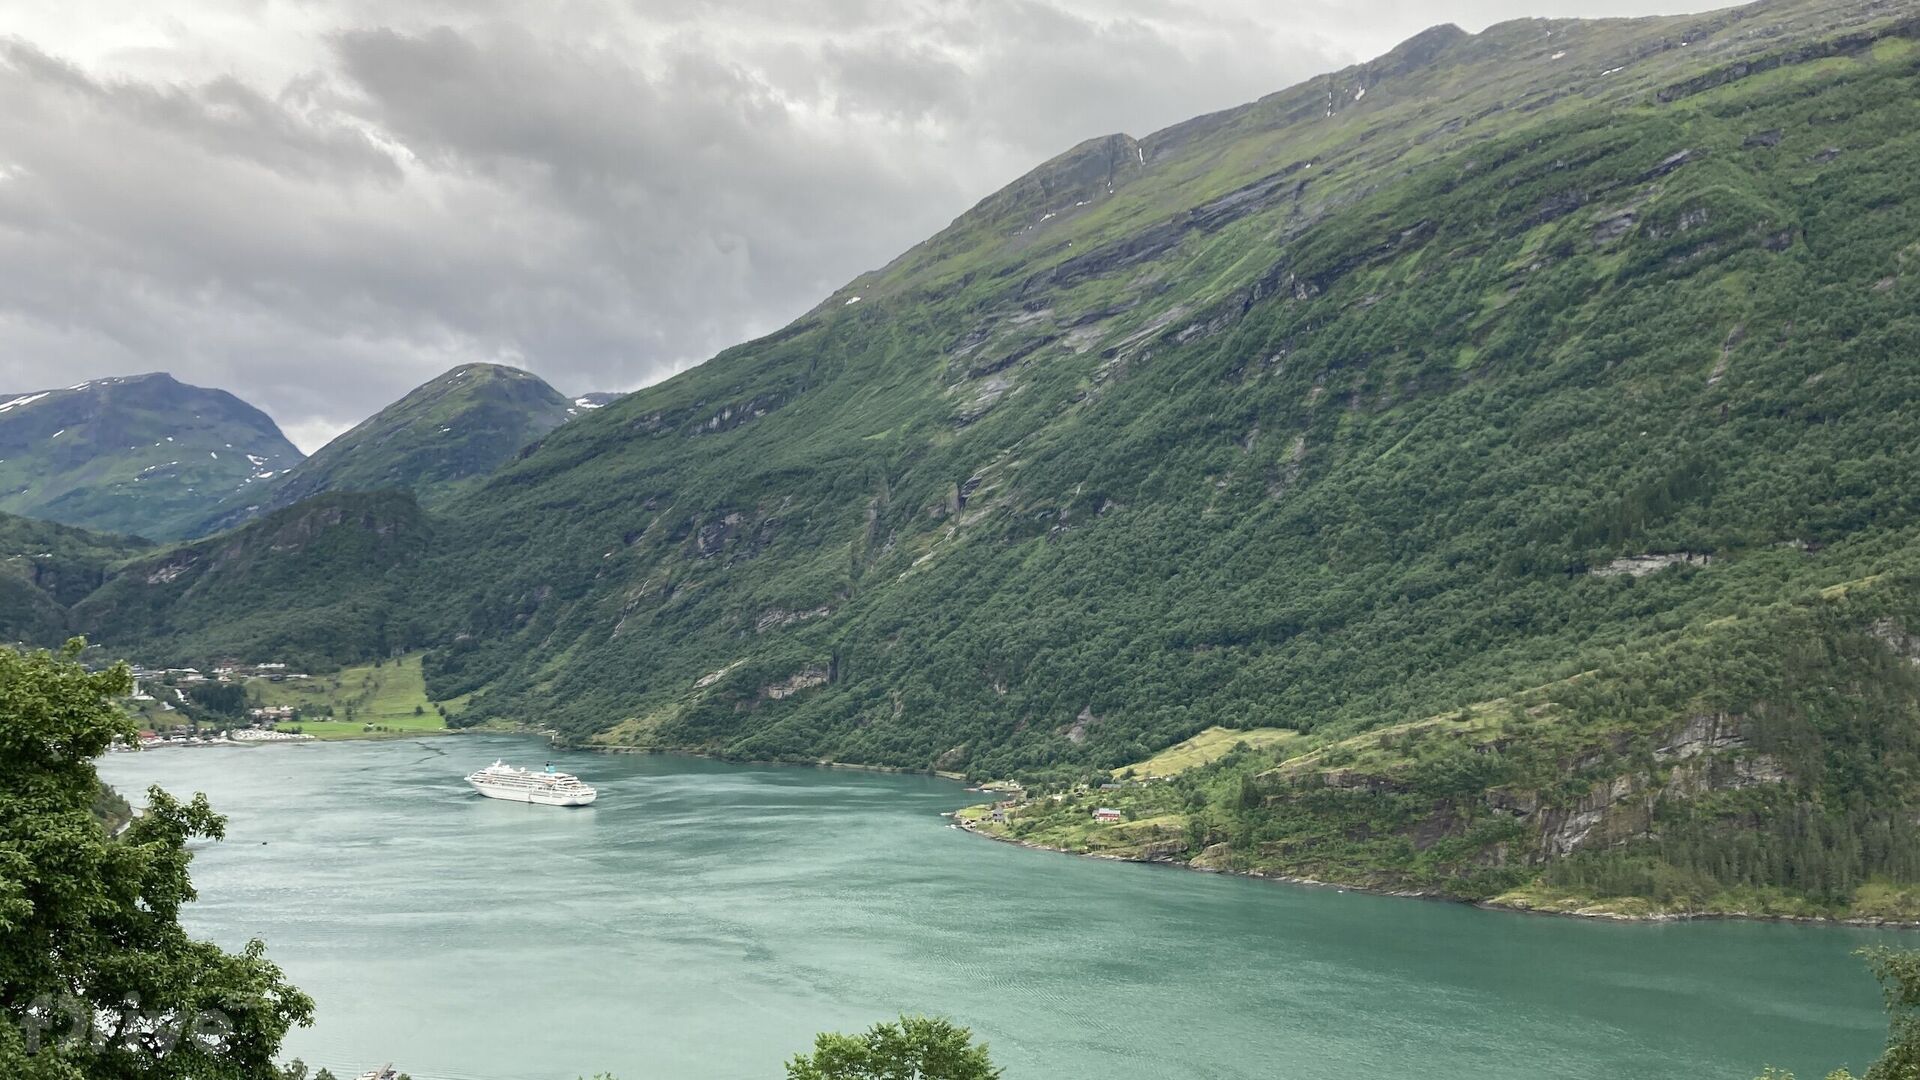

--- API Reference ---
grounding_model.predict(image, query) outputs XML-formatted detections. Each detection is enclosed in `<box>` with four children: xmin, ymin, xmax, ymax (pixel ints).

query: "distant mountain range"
<box><xmin>0</xmin><ymin>365</ymin><xmax>613</xmax><ymax>541</ymax></box>
<box><xmin>0</xmin><ymin>373</ymin><xmax>302</xmax><ymax>540</ymax></box>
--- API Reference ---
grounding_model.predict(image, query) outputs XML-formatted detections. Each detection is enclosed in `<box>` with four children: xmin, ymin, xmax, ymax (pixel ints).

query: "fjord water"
<box><xmin>99</xmin><ymin>738</ymin><xmax>1905</xmax><ymax>1080</ymax></box>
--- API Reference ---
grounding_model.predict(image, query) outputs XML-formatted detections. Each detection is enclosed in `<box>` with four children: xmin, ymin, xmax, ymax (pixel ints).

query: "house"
<box><xmin>1092</xmin><ymin>808</ymin><xmax>1124</xmax><ymax>824</ymax></box>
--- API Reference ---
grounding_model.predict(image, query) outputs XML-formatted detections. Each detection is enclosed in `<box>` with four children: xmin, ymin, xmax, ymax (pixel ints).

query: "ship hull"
<box><xmin>467</xmin><ymin>780</ymin><xmax>597</xmax><ymax>806</ymax></box>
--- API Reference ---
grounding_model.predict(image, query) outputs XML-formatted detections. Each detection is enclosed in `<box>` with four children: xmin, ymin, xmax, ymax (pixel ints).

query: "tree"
<box><xmin>189</xmin><ymin>682</ymin><xmax>247</xmax><ymax>719</ymax></box>
<box><xmin>786</xmin><ymin>1016</ymin><xmax>1001</xmax><ymax>1080</ymax></box>
<box><xmin>0</xmin><ymin>640</ymin><xmax>313</xmax><ymax>1079</ymax></box>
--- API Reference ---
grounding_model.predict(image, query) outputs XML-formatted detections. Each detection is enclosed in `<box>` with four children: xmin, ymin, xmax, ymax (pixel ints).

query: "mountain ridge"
<box><xmin>191</xmin><ymin>362</ymin><xmax>577</xmax><ymax>535</ymax></box>
<box><xmin>404</xmin><ymin>0</ymin><xmax>1920</xmax><ymax>761</ymax></box>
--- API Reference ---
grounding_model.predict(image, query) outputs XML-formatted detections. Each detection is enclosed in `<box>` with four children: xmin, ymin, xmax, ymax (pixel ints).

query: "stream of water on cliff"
<box><xmin>98</xmin><ymin>735</ymin><xmax>1914</xmax><ymax>1080</ymax></box>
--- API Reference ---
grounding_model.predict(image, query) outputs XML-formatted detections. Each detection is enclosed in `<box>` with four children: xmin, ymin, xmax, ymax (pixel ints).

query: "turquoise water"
<box><xmin>98</xmin><ymin>736</ymin><xmax>1910</xmax><ymax>1080</ymax></box>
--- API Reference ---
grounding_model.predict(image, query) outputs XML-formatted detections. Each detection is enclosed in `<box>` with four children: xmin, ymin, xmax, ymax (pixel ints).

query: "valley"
<box><xmin>6</xmin><ymin>0</ymin><xmax>1920</xmax><ymax>925</ymax></box>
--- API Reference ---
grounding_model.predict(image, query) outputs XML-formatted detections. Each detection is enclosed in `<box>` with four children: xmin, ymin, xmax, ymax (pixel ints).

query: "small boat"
<box><xmin>464</xmin><ymin>760</ymin><xmax>598</xmax><ymax>806</ymax></box>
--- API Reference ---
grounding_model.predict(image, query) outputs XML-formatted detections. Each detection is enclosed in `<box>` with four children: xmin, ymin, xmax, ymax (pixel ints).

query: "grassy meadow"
<box><xmin>250</xmin><ymin>653</ymin><xmax>461</xmax><ymax>740</ymax></box>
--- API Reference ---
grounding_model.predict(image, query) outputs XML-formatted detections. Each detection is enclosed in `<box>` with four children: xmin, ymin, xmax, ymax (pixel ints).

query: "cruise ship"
<box><xmin>465</xmin><ymin>760</ymin><xmax>598</xmax><ymax>806</ymax></box>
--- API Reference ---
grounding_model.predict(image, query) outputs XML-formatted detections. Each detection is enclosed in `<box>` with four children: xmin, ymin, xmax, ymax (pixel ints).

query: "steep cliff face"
<box><xmin>1413</xmin><ymin>711</ymin><xmax>1788</xmax><ymax>868</ymax></box>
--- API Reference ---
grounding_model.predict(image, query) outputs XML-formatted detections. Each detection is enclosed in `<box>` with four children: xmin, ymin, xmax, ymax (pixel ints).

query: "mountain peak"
<box><xmin>0</xmin><ymin>373</ymin><xmax>303</xmax><ymax>539</ymax></box>
<box><xmin>438</xmin><ymin>362</ymin><xmax>536</xmax><ymax>381</ymax></box>
<box><xmin>190</xmin><ymin>362</ymin><xmax>577</xmax><ymax>534</ymax></box>
<box><xmin>1373</xmin><ymin>23</ymin><xmax>1470</xmax><ymax>76</ymax></box>
<box><xmin>969</xmin><ymin>132</ymin><xmax>1145</xmax><ymax>226</ymax></box>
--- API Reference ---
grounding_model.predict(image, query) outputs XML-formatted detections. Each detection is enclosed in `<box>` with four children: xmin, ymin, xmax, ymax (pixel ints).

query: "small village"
<box><xmin>111</xmin><ymin>660</ymin><xmax>320</xmax><ymax>750</ymax></box>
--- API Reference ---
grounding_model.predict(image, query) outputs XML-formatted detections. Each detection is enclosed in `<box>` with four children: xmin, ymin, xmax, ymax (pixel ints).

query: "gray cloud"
<box><xmin>0</xmin><ymin>0</ymin><xmax>1719</xmax><ymax>450</ymax></box>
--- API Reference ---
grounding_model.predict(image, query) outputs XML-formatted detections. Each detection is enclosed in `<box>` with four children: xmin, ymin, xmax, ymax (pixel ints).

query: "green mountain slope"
<box><xmin>979</xmin><ymin>565</ymin><xmax>1920</xmax><ymax>919</ymax></box>
<box><xmin>55</xmin><ymin>0</ymin><xmax>1920</xmax><ymax>914</ymax></box>
<box><xmin>0</xmin><ymin>512</ymin><xmax>148</xmax><ymax>646</ymax></box>
<box><xmin>193</xmin><ymin>364</ymin><xmax>574</xmax><ymax>535</ymax></box>
<box><xmin>0</xmin><ymin>373</ymin><xmax>303</xmax><ymax>539</ymax></box>
<box><xmin>73</xmin><ymin>492</ymin><xmax>431</xmax><ymax>669</ymax></box>
<box><xmin>414</xmin><ymin>0</ymin><xmax>1920</xmax><ymax>764</ymax></box>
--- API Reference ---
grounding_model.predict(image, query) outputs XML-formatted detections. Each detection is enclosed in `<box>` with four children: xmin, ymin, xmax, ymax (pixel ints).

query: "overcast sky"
<box><xmin>0</xmin><ymin>0</ymin><xmax>1717</xmax><ymax>451</ymax></box>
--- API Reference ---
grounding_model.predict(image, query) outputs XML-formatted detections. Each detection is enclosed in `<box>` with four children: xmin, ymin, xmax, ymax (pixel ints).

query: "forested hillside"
<box><xmin>52</xmin><ymin>0</ymin><xmax>1920</xmax><ymax>912</ymax></box>
<box><xmin>0</xmin><ymin>512</ymin><xmax>147</xmax><ymax>646</ymax></box>
<box><xmin>73</xmin><ymin>493</ymin><xmax>431</xmax><ymax>669</ymax></box>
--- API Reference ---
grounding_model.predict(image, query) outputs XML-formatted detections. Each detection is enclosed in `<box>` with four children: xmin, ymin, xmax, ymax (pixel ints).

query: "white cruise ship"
<box><xmin>465</xmin><ymin>760</ymin><xmax>598</xmax><ymax>806</ymax></box>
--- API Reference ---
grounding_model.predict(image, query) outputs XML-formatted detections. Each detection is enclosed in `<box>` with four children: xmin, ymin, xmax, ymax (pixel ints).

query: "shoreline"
<box><xmin>139</xmin><ymin>722</ymin><xmax>965</xmax><ymax>783</ymax></box>
<box><xmin>125</xmin><ymin>727</ymin><xmax>454</xmax><ymax>749</ymax></box>
<box><xmin>173</xmin><ymin>726</ymin><xmax>1920</xmax><ymax>928</ymax></box>
<box><xmin>947</xmin><ymin>815</ymin><xmax>1920</xmax><ymax>930</ymax></box>
<box><xmin>118</xmin><ymin>722</ymin><xmax>1920</xmax><ymax>928</ymax></box>
<box><xmin>583</xmin><ymin>739</ymin><xmax>970</xmax><ymax>782</ymax></box>
<box><xmin>472</xmin><ymin>722</ymin><xmax>972</xmax><ymax>782</ymax></box>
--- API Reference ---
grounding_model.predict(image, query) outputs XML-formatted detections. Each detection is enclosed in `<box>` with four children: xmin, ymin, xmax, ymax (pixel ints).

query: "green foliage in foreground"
<box><xmin>0</xmin><ymin>640</ymin><xmax>311</xmax><ymax>1079</ymax></box>
<box><xmin>1760</xmin><ymin>948</ymin><xmax>1920</xmax><ymax>1080</ymax></box>
<box><xmin>787</xmin><ymin>1016</ymin><xmax>1001</xmax><ymax>1080</ymax></box>
<box><xmin>546</xmin><ymin>1018</ymin><xmax>999</xmax><ymax>1080</ymax></box>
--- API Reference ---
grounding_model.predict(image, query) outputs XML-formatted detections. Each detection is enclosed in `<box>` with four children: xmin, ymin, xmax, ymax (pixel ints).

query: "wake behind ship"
<box><xmin>465</xmin><ymin>760</ymin><xmax>598</xmax><ymax>806</ymax></box>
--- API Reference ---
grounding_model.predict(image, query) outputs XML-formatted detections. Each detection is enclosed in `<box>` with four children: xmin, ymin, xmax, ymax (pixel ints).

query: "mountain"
<box><xmin>0</xmin><ymin>373</ymin><xmax>303</xmax><ymax>539</ymax></box>
<box><xmin>55</xmin><ymin>0</ymin><xmax>1920</xmax><ymax>915</ymax></box>
<box><xmin>72</xmin><ymin>492</ymin><xmax>430</xmax><ymax>670</ymax></box>
<box><xmin>0</xmin><ymin>512</ymin><xmax>148</xmax><ymax>646</ymax></box>
<box><xmin>194</xmin><ymin>363</ymin><xmax>575</xmax><ymax>534</ymax></box>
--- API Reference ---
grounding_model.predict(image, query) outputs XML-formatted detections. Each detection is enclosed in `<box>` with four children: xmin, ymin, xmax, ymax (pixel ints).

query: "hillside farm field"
<box><xmin>251</xmin><ymin>653</ymin><xmax>457</xmax><ymax>739</ymax></box>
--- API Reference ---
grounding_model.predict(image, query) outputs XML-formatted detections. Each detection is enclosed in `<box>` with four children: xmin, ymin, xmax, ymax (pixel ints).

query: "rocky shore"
<box><xmin>948</xmin><ymin>811</ymin><xmax>1920</xmax><ymax>929</ymax></box>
